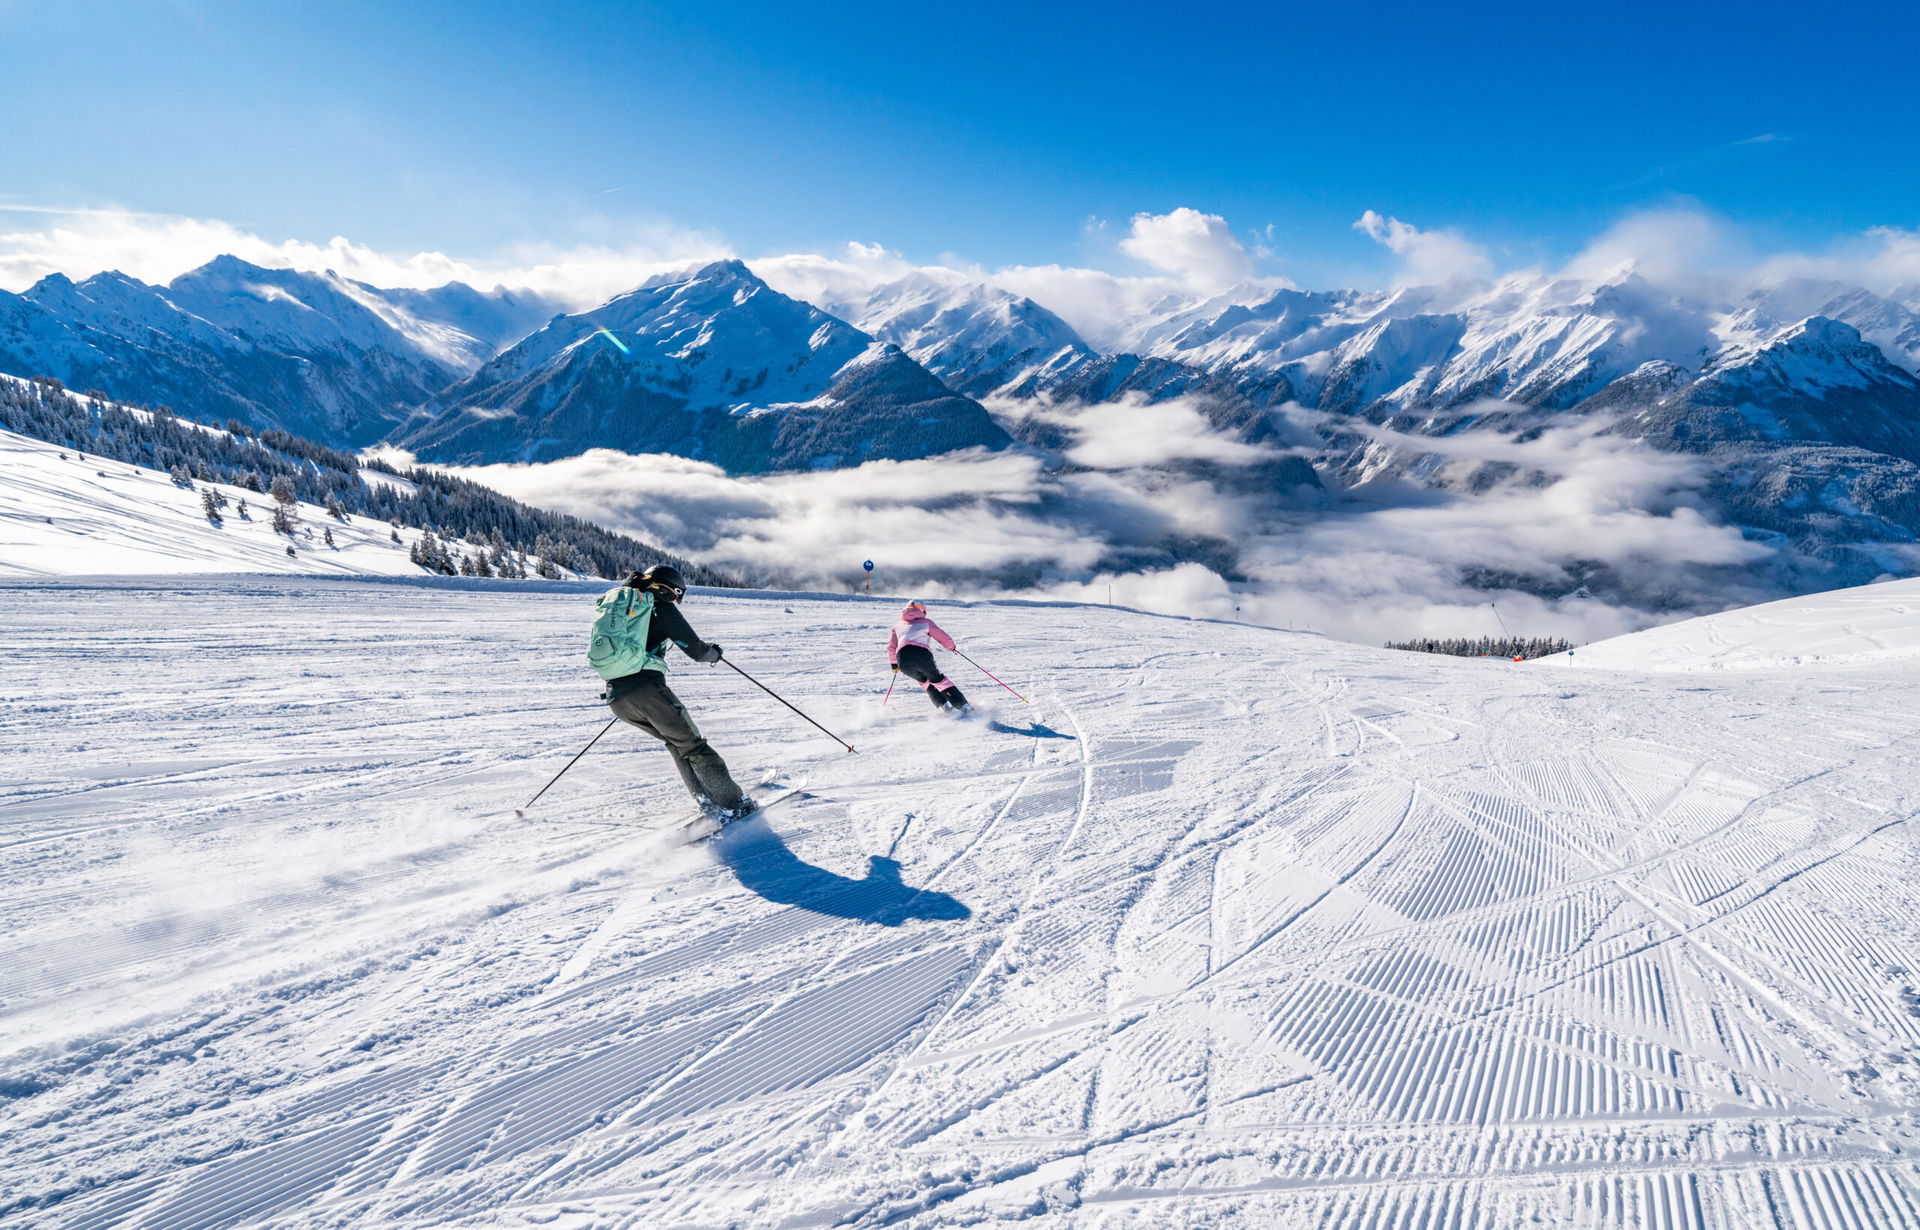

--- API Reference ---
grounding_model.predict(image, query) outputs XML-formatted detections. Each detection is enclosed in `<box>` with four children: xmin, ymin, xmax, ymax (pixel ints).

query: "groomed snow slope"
<box><xmin>1553</xmin><ymin>577</ymin><xmax>1920</xmax><ymax>672</ymax></box>
<box><xmin>2</xmin><ymin>577</ymin><xmax>1917</xmax><ymax>1229</ymax></box>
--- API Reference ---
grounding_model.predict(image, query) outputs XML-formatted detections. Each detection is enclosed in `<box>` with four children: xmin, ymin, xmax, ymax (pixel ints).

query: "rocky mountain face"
<box><xmin>394</xmin><ymin>261</ymin><xmax>1012</xmax><ymax>471</ymax></box>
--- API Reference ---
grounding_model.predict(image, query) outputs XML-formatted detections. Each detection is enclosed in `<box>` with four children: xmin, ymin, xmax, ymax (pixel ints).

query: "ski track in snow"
<box><xmin>1</xmin><ymin>576</ymin><xmax>1918</xmax><ymax>1229</ymax></box>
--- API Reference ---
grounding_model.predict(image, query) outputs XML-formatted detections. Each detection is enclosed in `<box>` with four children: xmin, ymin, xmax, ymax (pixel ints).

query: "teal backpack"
<box><xmin>588</xmin><ymin>586</ymin><xmax>664</xmax><ymax>680</ymax></box>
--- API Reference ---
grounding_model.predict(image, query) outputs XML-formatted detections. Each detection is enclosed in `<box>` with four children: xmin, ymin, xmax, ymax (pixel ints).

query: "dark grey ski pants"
<box><xmin>607</xmin><ymin>671</ymin><xmax>747</xmax><ymax>809</ymax></box>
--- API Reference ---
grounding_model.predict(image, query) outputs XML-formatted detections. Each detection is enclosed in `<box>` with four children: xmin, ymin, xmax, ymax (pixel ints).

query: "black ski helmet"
<box><xmin>629</xmin><ymin>563</ymin><xmax>686</xmax><ymax>602</ymax></box>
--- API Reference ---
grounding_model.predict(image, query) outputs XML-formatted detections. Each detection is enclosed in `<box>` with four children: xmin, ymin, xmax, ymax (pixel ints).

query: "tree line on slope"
<box><xmin>1385</xmin><ymin>637</ymin><xmax>1576</xmax><ymax>660</ymax></box>
<box><xmin>0</xmin><ymin>375</ymin><xmax>733</xmax><ymax>585</ymax></box>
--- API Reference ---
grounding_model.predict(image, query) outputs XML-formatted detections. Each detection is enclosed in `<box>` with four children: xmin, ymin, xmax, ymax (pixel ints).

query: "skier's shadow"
<box><xmin>712</xmin><ymin>816</ymin><xmax>970</xmax><ymax>927</ymax></box>
<box><xmin>985</xmin><ymin>719</ymin><xmax>1075</xmax><ymax>740</ymax></box>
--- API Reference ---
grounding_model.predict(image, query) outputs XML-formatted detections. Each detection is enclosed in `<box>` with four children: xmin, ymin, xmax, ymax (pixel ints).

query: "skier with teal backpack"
<box><xmin>590</xmin><ymin>564</ymin><xmax>755</xmax><ymax>817</ymax></box>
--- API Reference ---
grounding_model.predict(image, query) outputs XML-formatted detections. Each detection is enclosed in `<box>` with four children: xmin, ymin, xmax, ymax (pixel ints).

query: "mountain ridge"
<box><xmin>5</xmin><ymin>251</ymin><xmax>1920</xmax><ymax>591</ymax></box>
<box><xmin>393</xmin><ymin>259</ymin><xmax>1014</xmax><ymax>472</ymax></box>
<box><xmin>1</xmin><ymin>256</ymin><xmax>566</xmax><ymax>447</ymax></box>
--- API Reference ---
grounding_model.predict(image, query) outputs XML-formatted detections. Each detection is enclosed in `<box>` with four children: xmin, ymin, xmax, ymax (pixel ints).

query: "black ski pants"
<box><xmin>607</xmin><ymin>670</ymin><xmax>747</xmax><ymax>809</ymax></box>
<box><xmin>896</xmin><ymin>644</ymin><xmax>967</xmax><ymax>709</ymax></box>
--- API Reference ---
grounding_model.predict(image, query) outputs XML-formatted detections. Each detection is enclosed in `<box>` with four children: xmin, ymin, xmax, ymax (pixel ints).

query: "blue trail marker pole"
<box><xmin>862</xmin><ymin>559</ymin><xmax>874</xmax><ymax>593</ymax></box>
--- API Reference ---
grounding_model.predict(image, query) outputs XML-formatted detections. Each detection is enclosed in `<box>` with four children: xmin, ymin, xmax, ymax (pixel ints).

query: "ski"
<box><xmin>671</xmin><ymin>784</ymin><xmax>807</xmax><ymax>846</ymax></box>
<box><xmin>516</xmin><ymin>780</ymin><xmax>806</xmax><ymax>835</ymax></box>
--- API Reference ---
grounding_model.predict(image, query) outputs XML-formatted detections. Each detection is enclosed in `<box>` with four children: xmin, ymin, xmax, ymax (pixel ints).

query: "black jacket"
<box><xmin>644</xmin><ymin>598</ymin><xmax>716</xmax><ymax>662</ymax></box>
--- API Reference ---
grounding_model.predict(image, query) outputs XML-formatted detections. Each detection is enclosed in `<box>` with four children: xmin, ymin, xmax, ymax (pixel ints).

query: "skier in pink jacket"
<box><xmin>887</xmin><ymin>601</ymin><xmax>970</xmax><ymax>712</ymax></box>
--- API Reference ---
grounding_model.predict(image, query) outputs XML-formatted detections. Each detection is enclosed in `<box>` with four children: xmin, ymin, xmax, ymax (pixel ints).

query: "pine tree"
<box><xmin>269</xmin><ymin>475</ymin><xmax>297</xmax><ymax>506</ymax></box>
<box><xmin>410</xmin><ymin>528</ymin><xmax>457</xmax><ymax>574</ymax></box>
<box><xmin>236</xmin><ymin>498</ymin><xmax>251</xmax><ymax>520</ymax></box>
<box><xmin>487</xmin><ymin>529</ymin><xmax>514</xmax><ymax>578</ymax></box>
<box><xmin>272</xmin><ymin>503</ymin><xmax>296</xmax><ymax>535</ymax></box>
<box><xmin>324</xmin><ymin>526</ymin><xmax>336</xmax><ymax>548</ymax></box>
<box><xmin>201</xmin><ymin>488</ymin><xmax>223</xmax><ymax>524</ymax></box>
<box><xmin>324</xmin><ymin>492</ymin><xmax>348</xmax><ymax>520</ymax></box>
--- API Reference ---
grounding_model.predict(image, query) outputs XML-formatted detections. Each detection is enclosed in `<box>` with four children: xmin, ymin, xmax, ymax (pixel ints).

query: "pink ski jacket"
<box><xmin>887</xmin><ymin>605</ymin><xmax>956</xmax><ymax>663</ymax></box>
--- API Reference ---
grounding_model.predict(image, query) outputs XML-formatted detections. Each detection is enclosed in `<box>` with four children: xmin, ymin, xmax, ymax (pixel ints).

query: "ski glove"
<box><xmin>891</xmin><ymin>664</ymin><xmax>900</xmax><ymax>672</ymax></box>
<box><xmin>696</xmin><ymin>643</ymin><xmax>723</xmax><ymax>664</ymax></box>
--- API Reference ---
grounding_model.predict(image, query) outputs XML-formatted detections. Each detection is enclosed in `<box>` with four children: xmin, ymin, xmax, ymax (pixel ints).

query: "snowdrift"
<box><xmin>1553</xmin><ymin>576</ymin><xmax>1920</xmax><ymax>672</ymax></box>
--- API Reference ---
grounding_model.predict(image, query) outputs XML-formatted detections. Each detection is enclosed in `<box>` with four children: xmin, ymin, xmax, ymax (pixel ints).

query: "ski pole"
<box><xmin>954</xmin><ymin>649</ymin><xmax>1028</xmax><ymax>703</ymax></box>
<box><xmin>514</xmin><ymin>716</ymin><xmax>619</xmax><ymax>818</ymax></box>
<box><xmin>882</xmin><ymin>671</ymin><xmax>897</xmax><ymax>706</ymax></box>
<box><xmin>723</xmin><ymin>659</ymin><xmax>857</xmax><ymax>753</ymax></box>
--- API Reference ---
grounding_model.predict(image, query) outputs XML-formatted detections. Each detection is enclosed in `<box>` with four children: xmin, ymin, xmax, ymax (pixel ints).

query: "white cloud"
<box><xmin>1014</xmin><ymin>394</ymin><xmax>1283</xmax><ymax>470</ymax></box>
<box><xmin>1118</xmin><ymin>208</ymin><xmax>1253</xmax><ymax>287</ymax></box>
<box><xmin>1354</xmin><ymin>210</ymin><xmax>1493</xmax><ymax>284</ymax></box>
<box><xmin>978</xmin><ymin>263</ymin><xmax>1190</xmax><ymax>349</ymax></box>
<box><xmin>1028</xmin><ymin>562</ymin><xmax>1236</xmax><ymax>615</ymax></box>
<box><xmin>444</xmin><ymin>394</ymin><xmax>1308</xmax><ymax>609</ymax></box>
<box><xmin>1560</xmin><ymin>205</ymin><xmax>1739</xmax><ymax>286</ymax></box>
<box><xmin>432</xmin><ymin>388</ymin><xmax>1791</xmax><ymax>647</ymax></box>
<box><xmin>758</xmin><ymin>209</ymin><xmax>1286</xmax><ymax>351</ymax></box>
<box><xmin>1864</xmin><ymin>227</ymin><xmax>1920</xmax><ymax>290</ymax></box>
<box><xmin>453</xmin><ymin>447</ymin><xmax>1108</xmax><ymax>581</ymax></box>
<box><xmin>751</xmin><ymin>241</ymin><xmax>929</xmax><ymax>318</ymax></box>
<box><xmin>0</xmin><ymin>204</ymin><xmax>730</xmax><ymax>304</ymax></box>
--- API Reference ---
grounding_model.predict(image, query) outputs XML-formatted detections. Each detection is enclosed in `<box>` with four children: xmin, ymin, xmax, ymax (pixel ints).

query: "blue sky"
<box><xmin>1</xmin><ymin>0</ymin><xmax>1915</xmax><ymax>287</ymax></box>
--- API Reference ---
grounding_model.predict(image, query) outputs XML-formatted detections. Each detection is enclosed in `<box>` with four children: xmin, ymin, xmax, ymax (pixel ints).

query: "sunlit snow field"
<box><xmin>2</xmin><ymin>575</ymin><xmax>1918</xmax><ymax>1228</ymax></box>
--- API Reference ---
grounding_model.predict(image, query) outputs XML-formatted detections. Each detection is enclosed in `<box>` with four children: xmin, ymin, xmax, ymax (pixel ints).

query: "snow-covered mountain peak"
<box><xmin>25</xmin><ymin>270</ymin><xmax>76</xmax><ymax>295</ymax></box>
<box><xmin>624</xmin><ymin>257</ymin><xmax>763</xmax><ymax>307</ymax></box>
<box><xmin>75</xmin><ymin>269</ymin><xmax>162</xmax><ymax>299</ymax></box>
<box><xmin>1573</xmin><ymin>271</ymin><xmax>1667</xmax><ymax>316</ymax></box>
<box><xmin>829</xmin><ymin>273</ymin><xmax>1094</xmax><ymax>397</ymax></box>
<box><xmin>1710</xmin><ymin>313</ymin><xmax>1859</xmax><ymax>368</ymax></box>
<box><xmin>397</xmin><ymin>259</ymin><xmax>1009</xmax><ymax>470</ymax></box>
<box><xmin>1367</xmin><ymin>275</ymin><xmax>1489</xmax><ymax>319</ymax></box>
<box><xmin>1713</xmin><ymin>315</ymin><xmax>1916</xmax><ymax>395</ymax></box>
<box><xmin>164</xmin><ymin>256</ymin><xmax>416</xmax><ymax>357</ymax></box>
<box><xmin>28</xmin><ymin>269</ymin><xmax>159</xmax><ymax>314</ymax></box>
<box><xmin>1780</xmin><ymin>314</ymin><xmax>1868</xmax><ymax>347</ymax></box>
<box><xmin>570</xmin><ymin>258</ymin><xmax>869</xmax><ymax>379</ymax></box>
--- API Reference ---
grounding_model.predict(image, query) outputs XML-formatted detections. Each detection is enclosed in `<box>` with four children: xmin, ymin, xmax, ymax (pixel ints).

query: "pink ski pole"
<box><xmin>882</xmin><ymin>671</ymin><xmax>897</xmax><ymax>706</ymax></box>
<box><xmin>954</xmin><ymin>649</ymin><xmax>1028</xmax><ymax>703</ymax></box>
